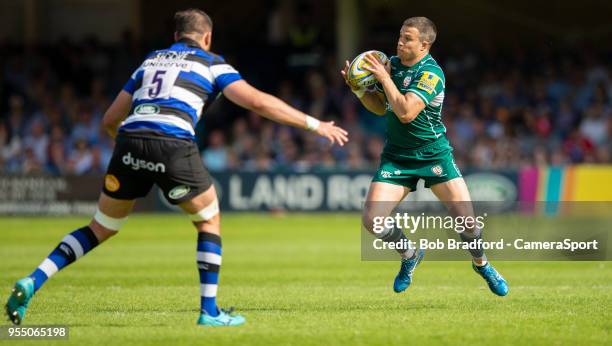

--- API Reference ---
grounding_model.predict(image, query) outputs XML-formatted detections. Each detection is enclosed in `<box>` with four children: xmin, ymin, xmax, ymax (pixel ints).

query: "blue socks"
<box><xmin>197</xmin><ymin>232</ymin><xmax>222</xmax><ymax>317</ymax></box>
<box><xmin>27</xmin><ymin>226</ymin><xmax>224</xmax><ymax>318</ymax></box>
<box><xmin>29</xmin><ymin>226</ymin><xmax>100</xmax><ymax>292</ymax></box>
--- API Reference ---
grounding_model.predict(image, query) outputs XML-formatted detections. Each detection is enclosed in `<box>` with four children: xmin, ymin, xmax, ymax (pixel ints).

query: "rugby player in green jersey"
<box><xmin>342</xmin><ymin>17</ymin><xmax>508</xmax><ymax>296</ymax></box>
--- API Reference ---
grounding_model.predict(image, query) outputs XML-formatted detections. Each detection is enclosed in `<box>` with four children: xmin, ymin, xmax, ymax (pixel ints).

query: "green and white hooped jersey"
<box><xmin>375</xmin><ymin>54</ymin><xmax>447</xmax><ymax>151</ymax></box>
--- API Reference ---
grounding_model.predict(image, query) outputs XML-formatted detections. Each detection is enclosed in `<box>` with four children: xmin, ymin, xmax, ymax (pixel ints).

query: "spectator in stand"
<box><xmin>202</xmin><ymin>130</ymin><xmax>229</xmax><ymax>172</ymax></box>
<box><xmin>0</xmin><ymin>35</ymin><xmax>610</xmax><ymax>174</ymax></box>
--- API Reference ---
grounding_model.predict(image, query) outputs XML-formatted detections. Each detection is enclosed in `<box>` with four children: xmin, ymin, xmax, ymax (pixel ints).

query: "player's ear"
<box><xmin>173</xmin><ymin>32</ymin><xmax>180</xmax><ymax>42</ymax></box>
<box><xmin>420</xmin><ymin>40</ymin><xmax>428</xmax><ymax>52</ymax></box>
<box><xmin>203</xmin><ymin>32</ymin><xmax>212</xmax><ymax>50</ymax></box>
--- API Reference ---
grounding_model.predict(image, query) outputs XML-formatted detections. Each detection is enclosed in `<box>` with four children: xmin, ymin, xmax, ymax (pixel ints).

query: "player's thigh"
<box><xmin>178</xmin><ymin>184</ymin><xmax>220</xmax><ymax>234</ymax></box>
<box><xmin>97</xmin><ymin>192</ymin><xmax>135</xmax><ymax>217</ymax></box>
<box><xmin>179</xmin><ymin>184</ymin><xmax>218</xmax><ymax>214</ymax></box>
<box><xmin>362</xmin><ymin>181</ymin><xmax>410</xmax><ymax>230</ymax></box>
<box><xmin>103</xmin><ymin>134</ymin><xmax>156</xmax><ymax>200</ymax></box>
<box><xmin>89</xmin><ymin>192</ymin><xmax>135</xmax><ymax>241</ymax></box>
<box><xmin>156</xmin><ymin>139</ymin><xmax>213</xmax><ymax>206</ymax></box>
<box><xmin>430</xmin><ymin>177</ymin><xmax>474</xmax><ymax>218</ymax></box>
<box><xmin>366</xmin><ymin>181</ymin><xmax>410</xmax><ymax>201</ymax></box>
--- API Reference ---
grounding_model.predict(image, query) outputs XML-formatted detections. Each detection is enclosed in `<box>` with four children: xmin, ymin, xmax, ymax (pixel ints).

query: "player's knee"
<box><xmin>90</xmin><ymin>209</ymin><xmax>127</xmax><ymax>241</ymax></box>
<box><xmin>189</xmin><ymin>199</ymin><xmax>220</xmax><ymax>227</ymax></box>
<box><xmin>361</xmin><ymin>209</ymin><xmax>378</xmax><ymax>233</ymax></box>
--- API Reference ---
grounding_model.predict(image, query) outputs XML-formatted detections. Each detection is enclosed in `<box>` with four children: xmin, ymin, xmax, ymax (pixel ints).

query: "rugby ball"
<box><xmin>348</xmin><ymin>50</ymin><xmax>389</xmax><ymax>88</ymax></box>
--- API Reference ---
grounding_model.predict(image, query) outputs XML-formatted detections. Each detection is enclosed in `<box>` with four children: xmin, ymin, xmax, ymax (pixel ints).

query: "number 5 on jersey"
<box><xmin>149</xmin><ymin>70</ymin><xmax>166</xmax><ymax>98</ymax></box>
<box><xmin>142</xmin><ymin>69</ymin><xmax>180</xmax><ymax>99</ymax></box>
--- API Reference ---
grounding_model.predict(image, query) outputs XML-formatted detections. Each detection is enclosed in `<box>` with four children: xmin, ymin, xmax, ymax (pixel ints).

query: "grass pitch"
<box><xmin>1</xmin><ymin>214</ymin><xmax>610</xmax><ymax>345</ymax></box>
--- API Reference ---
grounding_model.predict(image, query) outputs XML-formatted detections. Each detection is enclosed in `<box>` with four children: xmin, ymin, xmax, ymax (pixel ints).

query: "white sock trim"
<box><xmin>38</xmin><ymin>258</ymin><xmax>59</xmax><ymax>277</ymax></box>
<box><xmin>190</xmin><ymin>200</ymin><xmax>219</xmax><ymax>222</ymax></box>
<box><xmin>197</xmin><ymin>252</ymin><xmax>222</xmax><ymax>265</ymax></box>
<box><xmin>62</xmin><ymin>234</ymin><xmax>84</xmax><ymax>259</ymax></box>
<box><xmin>94</xmin><ymin>209</ymin><xmax>127</xmax><ymax>231</ymax></box>
<box><xmin>200</xmin><ymin>284</ymin><xmax>218</xmax><ymax>297</ymax></box>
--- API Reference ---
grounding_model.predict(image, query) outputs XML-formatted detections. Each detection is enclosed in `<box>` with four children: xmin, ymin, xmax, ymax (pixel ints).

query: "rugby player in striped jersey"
<box><xmin>5</xmin><ymin>8</ymin><xmax>347</xmax><ymax>327</ymax></box>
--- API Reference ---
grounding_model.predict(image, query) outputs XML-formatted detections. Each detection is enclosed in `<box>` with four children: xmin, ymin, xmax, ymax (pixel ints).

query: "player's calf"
<box><xmin>459</xmin><ymin>228</ymin><xmax>509</xmax><ymax>296</ymax></box>
<box><xmin>189</xmin><ymin>199</ymin><xmax>245</xmax><ymax>326</ymax></box>
<box><xmin>362</xmin><ymin>210</ymin><xmax>415</xmax><ymax>259</ymax></box>
<box><xmin>459</xmin><ymin>227</ymin><xmax>487</xmax><ymax>265</ymax></box>
<box><xmin>4</xmin><ymin>209</ymin><xmax>126</xmax><ymax>324</ymax></box>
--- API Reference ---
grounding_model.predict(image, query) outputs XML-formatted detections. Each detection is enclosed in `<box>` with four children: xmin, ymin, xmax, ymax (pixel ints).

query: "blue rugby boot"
<box><xmin>472</xmin><ymin>262</ymin><xmax>509</xmax><ymax>296</ymax></box>
<box><xmin>197</xmin><ymin>307</ymin><xmax>245</xmax><ymax>326</ymax></box>
<box><xmin>5</xmin><ymin>277</ymin><xmax>35</xmax><ymax>325</ymax></box>
<box><xmin>393</xmin><ymin>249</ymin><xmax>425</xmax><ymax>293</ymax></box>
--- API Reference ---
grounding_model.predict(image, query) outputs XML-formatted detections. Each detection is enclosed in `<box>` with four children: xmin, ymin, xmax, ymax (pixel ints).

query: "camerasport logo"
<box><xmin>122</xmin><ymin>152</ymin><xmax>166</xmax><ymax>173</ymax></box>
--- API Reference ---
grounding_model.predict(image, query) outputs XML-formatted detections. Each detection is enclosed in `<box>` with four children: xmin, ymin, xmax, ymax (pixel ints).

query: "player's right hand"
<box><xmin>340</xmin><ymin>60</ymin><xmax>361</xmax><ymax>92</ymax></box>
<box><xmin>316</xmin><ymin>121</ymin><xmax>349</xmax><ymax>146</ymax></box>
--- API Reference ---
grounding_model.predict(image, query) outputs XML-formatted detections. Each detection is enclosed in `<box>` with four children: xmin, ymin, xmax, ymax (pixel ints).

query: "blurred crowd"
<box><xmin>1</xmin><ymin>32</ymin><xmax>610</xmax><ymax>175</ymax></box>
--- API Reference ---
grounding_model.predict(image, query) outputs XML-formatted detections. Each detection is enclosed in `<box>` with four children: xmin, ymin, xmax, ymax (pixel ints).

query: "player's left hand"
<box><xmin>315</xmin><ymin>121</ymin><xmax>349</xmax><ymax>146</ymax></box>
<box><xmin>363</xmin><ymin>52</ymin><xmax>391</xmax><ymax>82</ymax></box>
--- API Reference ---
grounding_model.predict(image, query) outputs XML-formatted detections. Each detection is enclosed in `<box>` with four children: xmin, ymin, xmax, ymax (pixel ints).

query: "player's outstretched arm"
<box><xmin>340</xmin><ymin>60</ymin><xmax>387</xmax><ymax>116</ymax></box>
<box><xmin>102</xmin><ymin>90</ymin><xmax>133</xmax><ymax>138</ymax></box>
<box><xmin>223</xmin><ymin>80</ymin><xmax>348</xmax><ymax>146</ymax></box>
<box><xmin>363</xmin><ymin>53</ymin><xmax>425</xmax><ymax>123</ymax></box>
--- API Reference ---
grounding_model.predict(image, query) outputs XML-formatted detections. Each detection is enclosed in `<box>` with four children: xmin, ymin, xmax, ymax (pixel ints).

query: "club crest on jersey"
<box><xmin>402</xmin><ymin>76</ymin><xmax>412</xmax><ymax>87</ymax></box>
<box><xmin>169</xmin><ymin>185</ymin><xmax>191</xmax><ymax>200</ymax></box>
<box><xmin>134</xmin><ymin>104</ymin><xmax>160</xmax><ymax>115</ymax></box>
<box><xmin>431</xmin><ymin>165</ymin><xmax>444</xmax><ymax>176</ymax></box>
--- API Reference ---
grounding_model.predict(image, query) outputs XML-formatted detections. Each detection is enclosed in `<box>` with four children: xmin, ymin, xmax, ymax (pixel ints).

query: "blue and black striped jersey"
<box><xmin>119</xmin><ymin>40</ymin><xmax>242</xmax><ymax>140</ymax></box>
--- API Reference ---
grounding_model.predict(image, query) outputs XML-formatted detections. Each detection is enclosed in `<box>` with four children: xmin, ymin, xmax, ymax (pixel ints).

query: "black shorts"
<box><xmin>103</xmin><ymin>133</ymin><xmax>212</xmax><ymax>204</ymax></box>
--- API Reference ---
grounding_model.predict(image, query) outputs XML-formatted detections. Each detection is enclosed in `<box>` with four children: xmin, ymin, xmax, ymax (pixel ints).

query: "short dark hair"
<box><xmin>174</xmin><ymin>9</ymin><xmax>213</xmax><ymax>39</ymax></box>
<box><xmin>403</xmin><ymin>17</ymin><xmax>437</xmax><ymax>45</ymax></box>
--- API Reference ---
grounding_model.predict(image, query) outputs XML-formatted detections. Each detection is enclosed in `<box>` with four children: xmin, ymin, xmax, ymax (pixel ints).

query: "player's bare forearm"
<box><xmin>223</xmin><ymin>81</ymin><xmax>348</xmax><ymax>145</ymax></box>
<box><xmin>102</xmin><ymin>90</ymin><xmax>133</xmax><ymax>138</ymax></box>
<box><xmin>378</xmin><ymin>77</ymin><xmax>424</xmax><ymax>123</ymax></box>
<box><xmin>254</xmin><ymin>92</ymin><xmax>348</xmax><ymax>145</ymax></box>
<box><xmin>378</xmin><ymin>77</ymin><xmax>410</xmax><ymax>121</ymax></box>
<box><xmin>105</xmin><ymin>127</ymin><xmax>118</xmax><ymax>138</ymax></box>
<box><xmin>362</xmin><ymin>52</ymin><xmax>424</xmax><ymax>123</ymax></box>
<box><xmin>253</xmin><ymin>92</ymin><xmax>310</xmax><ymax>128</ymax></box>
<box><xmin>359</xmin><ymin>92</ymin><xmax>387</xmax><ymax>116</ymax></box>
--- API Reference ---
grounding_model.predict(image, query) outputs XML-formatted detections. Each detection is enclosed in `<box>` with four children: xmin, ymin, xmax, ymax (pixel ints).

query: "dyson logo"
<box><xmin>122</xmin><ymin>152</ymin><xmax>166</xmax><ymax>173</ymax></box>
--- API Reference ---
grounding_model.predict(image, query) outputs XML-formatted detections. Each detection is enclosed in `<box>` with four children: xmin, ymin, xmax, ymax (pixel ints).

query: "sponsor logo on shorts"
<box><xmin>122</xmin><ymin>152</ymin><xmax>166</xmax><ymax>173</ymax></box>
<box><xmin>169</xmin><ymin>185</ymin><xmax>191</xmax><ymax>200</ymax></box>
<box><xmin>134</xmin><ymin>103</ymin><xmax>160</xmax><ymax>115</ymax></box>
<box><xmin>380</xmin><ymin>170</ymin><xmax>393</xmax><ymax>179</ymax></box>
<box><xmin>431</xmin><ymin>165</ymin><xmax>444</xmax><ymax>176</ymax></box>
<box><xmin>104</xmin><ymin>174</ymin><xmax>120</xmax><ymax>192</ymax></box>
